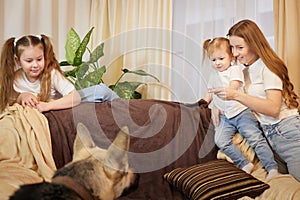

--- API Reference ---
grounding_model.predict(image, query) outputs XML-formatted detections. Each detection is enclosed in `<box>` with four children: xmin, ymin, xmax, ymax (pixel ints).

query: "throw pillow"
<box><xmin>163</xmin><ymin>160</ymin><xmax>269</xmax><ymax>200</ymax></box>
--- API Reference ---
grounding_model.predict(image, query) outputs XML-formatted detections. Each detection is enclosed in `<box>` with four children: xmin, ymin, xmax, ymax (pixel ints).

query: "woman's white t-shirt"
<box><xmin>14</xmin><ymin>68</ymin><xmax>75</xmax><ymax>99</ymax></box>
<box><xmin>244</xmin><ymin>59</ymin><xmax>298</xmax><ymax>125</ymax></box>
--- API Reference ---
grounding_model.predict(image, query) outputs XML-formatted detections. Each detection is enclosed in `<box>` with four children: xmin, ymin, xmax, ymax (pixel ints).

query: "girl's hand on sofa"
<box><xmin>17</xmin><ymin>92</ymin><xmax>39</xmax><ymax>108</ymax></box>
<box><xmin>35</xmin><ymin>90</ymin><xmax>81</xmax><ymax>112</ymax></box>
<box><xmin>35</xmin><ymin>101</ymin><xmax>51</xmax><ymax>112</ymax></box>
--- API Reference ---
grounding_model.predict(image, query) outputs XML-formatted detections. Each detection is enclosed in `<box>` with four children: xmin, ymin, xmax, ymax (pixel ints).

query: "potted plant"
<box><xmin>59</xmin><ymin>27</ymin><xmax>159</xmax><ymax>99</ymax></box>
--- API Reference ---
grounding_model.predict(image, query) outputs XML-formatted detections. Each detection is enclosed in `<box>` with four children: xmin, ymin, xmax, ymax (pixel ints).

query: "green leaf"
<box><xmin>74</xmin><ymin>65</ymin><xmax>106</xmax><ymax>89</ymax></box>
<box><xmin>73</xmin><ymin>27</ymin><xmax>95</xmax><ymax>66</ymax></box>
<box><xmin>64</xmin><ymin>69</ymin><xmax>77</xmax><ymax>78</ymax></box>
<box><xmin>63</xmin><ymin>64</ymin><xmax>80</xmax><ymax>78</ymax></box>
<box><xmin>131</xmin><ymin>91</ymin><xmax>142</xmax><ymax>99</ymax></box>
<box><xmin>65</xmin><ymin>28</ymin><xmax>81</xmax><ymax>65</ymax></box>
<box><xmin>122</xmin><ymin>69</ymin><xmax>160</xmax><ymax>82</ymax></box>
<box><xmin>96</xmin><ymin>65</ymin><xmax>107</xmax><ymax>80</ymax></box>
<box><xmin>84</xmin><ymin>69</ymin><xmax>104</xmax><ymax>84</ymax></box>
<box><xmin>122</xmin><ymin>69</ymin><xmax>129</xmax><ymax>73</ymax></box>
<box><xmin>77</xmin><ymin>62</ymin><xmax>90</xmax><ymax>80</ymax></box>
<box><xmin>59</xmin><ymin>61</ymin><xmax>70</xmax><ymax>66</ymax></box>
<box><xmin>89</xmin><ymin>42</ymin><xmax>104</xmax><ymax>63</ymax></box>
<box><xmin>74</xmin><ymin>79</ymin><xmax>90</xmax><ymax>90</ymax></box>
<box><xmin>113</xmin><ymin>81</ymin><xmax>144</xmax><ymax>99</ymax></box>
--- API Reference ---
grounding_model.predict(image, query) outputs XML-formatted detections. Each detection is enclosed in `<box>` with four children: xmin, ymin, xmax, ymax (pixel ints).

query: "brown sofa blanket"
<box><xmin>43</xmin><ymin>98</ymin><xmax>218</xmax><ymax>199</ymax></box>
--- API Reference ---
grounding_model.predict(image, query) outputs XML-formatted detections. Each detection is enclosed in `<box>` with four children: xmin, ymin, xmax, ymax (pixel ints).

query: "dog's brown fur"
<box><xmin>10</xmin><ymin>123</ymin><xmax>138</xmax><ymax>200</ymax></box>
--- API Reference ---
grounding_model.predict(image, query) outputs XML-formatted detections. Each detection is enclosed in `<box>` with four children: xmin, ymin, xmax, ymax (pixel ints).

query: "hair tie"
<box><xmin>35</xmin><ymin>34</ymin><xmax>42</xmax><ymax>40</ymax></box>
<box><xmin>13</xmin><ymin>36</ymin><xmax>22</xmax><ymax>47</ymax></box>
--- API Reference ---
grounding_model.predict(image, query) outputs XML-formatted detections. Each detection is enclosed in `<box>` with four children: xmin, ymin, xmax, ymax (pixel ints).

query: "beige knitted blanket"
<box><xmin>0</xmin><ymin>104</ymin><xmax>56</xmax><ymax>200</ymax></box>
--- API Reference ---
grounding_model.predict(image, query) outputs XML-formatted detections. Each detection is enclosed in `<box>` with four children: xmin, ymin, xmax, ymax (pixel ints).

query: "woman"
<box><xmin>210</xmin><ymin>19</ymin><xmax>300</xmax><ymax>181</ymax></box>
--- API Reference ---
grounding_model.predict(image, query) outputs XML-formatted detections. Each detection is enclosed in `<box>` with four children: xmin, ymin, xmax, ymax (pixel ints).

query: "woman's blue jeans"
<box><xmin>262</xmin><ymin>114</ymin><xmax>300</xmax><ymax>181</ymax></box>
<box><xmin>215</xmin><ymin>108</ymin><xmax>278</xmax><ymax>172</ymax></box>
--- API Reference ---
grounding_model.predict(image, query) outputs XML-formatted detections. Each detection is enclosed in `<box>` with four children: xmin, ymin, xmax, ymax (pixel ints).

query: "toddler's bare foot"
<box><xmin>266</xmin><ymin>169</ymin><xmax>279</xmax><ymax>180</ymax></box>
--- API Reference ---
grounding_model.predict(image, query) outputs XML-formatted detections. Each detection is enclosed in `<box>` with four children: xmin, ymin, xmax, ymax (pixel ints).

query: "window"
<box><xmin>171</xmin><ymin>0</ymin><xmax>274</xmax><ymax>102</ymax></box>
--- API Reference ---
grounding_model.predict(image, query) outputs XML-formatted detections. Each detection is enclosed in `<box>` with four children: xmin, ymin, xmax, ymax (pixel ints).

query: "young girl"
<box><xmin>203</xmin><ymin>37</ymin><xmax>278</xmax><ymax>180</ymax></box>
<box><xmin>210</xmin><ymin>19</ymin><xmax>300</xmax><ymax>181</ymax></box>
<box><xmin>0</xmin><ymin>35</ymin><xmax>81</xmax><ymax>112</ymax></box>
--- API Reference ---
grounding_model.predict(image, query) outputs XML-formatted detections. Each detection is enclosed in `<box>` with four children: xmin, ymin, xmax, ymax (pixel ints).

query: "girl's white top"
<box><xmin>14</xmin><ymin>68</ymin><xmax>75</xmax><ymax>99</ymax></box>
<box><xmin>208</xmin><ymin>64</ymin><xmax>248</xmax><ymax>119</ymax></box>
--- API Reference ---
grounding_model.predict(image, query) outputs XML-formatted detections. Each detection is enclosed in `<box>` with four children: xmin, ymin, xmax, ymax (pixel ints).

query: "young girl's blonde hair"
<box><xmin>228</xmin><ymin>19</ymin><xmax>299</xmax><ymax>109</ymax></box>
<box><xmin>202</xmin><ymin>37</ymin><xmax>233</xmax><ymax>64</ymax></box>
<box><xmin>0</xmin><ymin>35</ymin><xmax>64</xmax><ymax>111</ymax></box>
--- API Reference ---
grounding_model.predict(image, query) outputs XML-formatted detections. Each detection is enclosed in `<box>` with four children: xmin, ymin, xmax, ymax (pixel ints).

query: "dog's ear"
<box><xmin>73</xmin><ymin>123</ymin><xmax>96</xmax><ymax>161</ymax></box>
<box><xmin>104</xmin><ymin>126</ymin><xmax>130</xmax><ymax>177</ymax></box>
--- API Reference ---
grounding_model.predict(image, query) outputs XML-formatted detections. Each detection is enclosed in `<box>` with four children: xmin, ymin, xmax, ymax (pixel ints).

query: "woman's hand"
<box><xmin>17</xmin><ymin>92</ymin><xmax>39</xmax><ymax>108</ymax></box>
<box><xmin>209</xmin><ymin>87</ymin><xmax>238</xmax><ymax>100</ymax></box>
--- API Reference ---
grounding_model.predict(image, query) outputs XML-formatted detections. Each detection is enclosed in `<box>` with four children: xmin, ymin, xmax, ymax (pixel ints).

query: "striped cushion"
<box><xmin>164</xmin><ymin>160</ymin><xmax>269</xmax><ymax>200</ymax></box>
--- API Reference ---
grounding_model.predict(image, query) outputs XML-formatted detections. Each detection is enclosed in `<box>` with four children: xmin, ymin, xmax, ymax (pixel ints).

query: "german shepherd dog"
<box><xmin>10</xmin><ymin>123</ymin><xmax>139</xmax><ymax>200</ymax></box>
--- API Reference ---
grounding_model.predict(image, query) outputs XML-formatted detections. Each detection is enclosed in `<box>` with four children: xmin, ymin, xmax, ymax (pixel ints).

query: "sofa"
<box><xmin>0</xmin><ymin>99</ymin><xmax>300</xmax><ymax>199</ymax></box>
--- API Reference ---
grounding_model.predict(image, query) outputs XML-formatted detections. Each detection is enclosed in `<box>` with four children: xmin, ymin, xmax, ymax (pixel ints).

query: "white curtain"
<box><xmin>0</xmin><ymin>0</ymin><xmax>92</xmax><ymax>61</ymax></box>
<box><xmin>171</xmin><ymin>0</ymin><xmax>275</xmax><ymax>103</ymax></box>
<box><xmin>89</xmin><ymin>0</ymin><xmax>173</xmax><ymax>100</ymax></box>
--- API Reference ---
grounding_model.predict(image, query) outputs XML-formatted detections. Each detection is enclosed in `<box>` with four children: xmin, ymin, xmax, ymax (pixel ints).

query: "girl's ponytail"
<box><xmin>0</xmin><ymin>38</ymin><xmax>18</xmax><ymax>111</ymax></box>
<box><xmin>202</xmin><ymin>39</ymin><xmax>212</xmax><ymax>64</ymax></box>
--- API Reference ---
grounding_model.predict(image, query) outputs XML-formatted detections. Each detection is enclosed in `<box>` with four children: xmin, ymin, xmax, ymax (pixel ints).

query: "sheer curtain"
<box><xmin>89</xmin><ymin>0</ymin><xmax>172</xmax><ymax>100</ymax></box>
<box><xmin>171</xmin><ymin>0</ymin><xmax>274</xmax><ymax>103</ymax></box>
<box><xmin>0</xmin><ymin>0</ymin><xmax>91</xmax><ymax>61</ymax></box>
